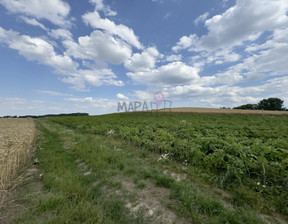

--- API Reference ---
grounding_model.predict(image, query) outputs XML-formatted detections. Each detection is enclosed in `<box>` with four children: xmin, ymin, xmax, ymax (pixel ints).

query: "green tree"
<box><xmin>257</xmin><ymin>98</ymin><xmax>284</xmax><ymax>111</ymax></box>
<box><xmin>233</xmin><ymin>104</ymin><xmax>258</xmax><ymax>110</ymax></box>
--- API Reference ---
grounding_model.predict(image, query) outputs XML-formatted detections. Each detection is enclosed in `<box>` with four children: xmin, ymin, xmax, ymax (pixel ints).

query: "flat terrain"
<box><xmin>159</xmin><ymin>107</ymin><xmax>288</xmax><ymax>115</ymax></box>
<box><xmin>0</xmin><ymin>118</ymin><xmax>35</xmax><ymax>208</ymax></box>
<box><xmin>0</xmin><ymin>118</ymin><xmax>35</xmax><ymax>155</ymax></box>
<box><xmin>1</xmin><ymin>114</ymin><xmax>287</xmax><ymax>223</ymax></box>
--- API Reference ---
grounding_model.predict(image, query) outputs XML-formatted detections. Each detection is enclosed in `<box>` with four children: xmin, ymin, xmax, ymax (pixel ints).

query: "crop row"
<box><xmin>49</xmin><ymin>113</ymin><xmax>288</xmax><ymax>214</ymax></box>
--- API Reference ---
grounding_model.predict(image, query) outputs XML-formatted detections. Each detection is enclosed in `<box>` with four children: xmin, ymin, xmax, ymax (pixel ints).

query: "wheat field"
<box><xmin>0</xmin><ymin>118</ymin><xmax>35</xmax><ymax>204</ymax></box>
<box><xmin>159</xmin><ymin>107</ymin><xmax>288</xmax><ymax>115</ymax></box>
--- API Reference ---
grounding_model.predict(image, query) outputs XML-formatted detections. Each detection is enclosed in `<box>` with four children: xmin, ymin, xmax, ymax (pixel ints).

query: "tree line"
<box><xmin>233</xmin><ymin>98</ymin><xmax>287</xmax><ymax>111</ymax></box>
<box><xmin>0</xmin><ymin>113</ymin><xmax>89</xmax><ymax>119</ymax></box>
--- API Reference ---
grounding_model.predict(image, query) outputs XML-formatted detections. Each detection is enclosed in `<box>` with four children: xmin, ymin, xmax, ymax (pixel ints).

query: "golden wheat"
<box><xmin>0</xmin><ymin>118</ymin><xmax>35</xmax><ymax>203</ymax></box>
<box><xmin>159</xmin><ymin>107</ymin><xmax>288</xmax><ymax>115</ymax></box>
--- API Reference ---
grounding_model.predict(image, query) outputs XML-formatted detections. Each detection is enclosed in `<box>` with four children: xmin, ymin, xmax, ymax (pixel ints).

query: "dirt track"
<box><xmin>159</xmin><ymin>107</ymin><xmax>288</xmax><ymax>115</ymax></box>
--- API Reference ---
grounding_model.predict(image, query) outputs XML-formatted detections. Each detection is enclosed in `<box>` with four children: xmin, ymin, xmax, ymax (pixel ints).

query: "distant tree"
<box><xmin>220</xmin><ymin>107</ymin><xmax>231</xmax><ymax>109</ymax></box>
<box><xmin>234</xmin><ymin>98</ymin><xmax>286</xmax><ymax>111</ymax></box>
<box><xmin>233</xmin><ymin>104</ymin><xmax>258</xmax><ymax>110</ymax></box>
<box><xmin>257</xmin><ymin>98</ymin><xmax>285</xmax><ymax>111</ymax></box>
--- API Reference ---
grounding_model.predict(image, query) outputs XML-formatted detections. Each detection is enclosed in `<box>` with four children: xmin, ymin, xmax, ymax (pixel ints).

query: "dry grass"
<box><xmin>158</xmin><ymin>107</ymin><xmax>288</xmax><ymax>115</ymax></box>
<box><xmin>0</xmin><ymin>118</ymin><xmax>35</xmax><ymax>206</ymax></box>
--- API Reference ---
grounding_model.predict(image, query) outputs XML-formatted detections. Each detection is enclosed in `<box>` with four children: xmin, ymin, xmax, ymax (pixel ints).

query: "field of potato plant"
<box><xmin>49</xmin><ymin>113</ymin><xmax>288</xmax><ymax>216</ymax></box>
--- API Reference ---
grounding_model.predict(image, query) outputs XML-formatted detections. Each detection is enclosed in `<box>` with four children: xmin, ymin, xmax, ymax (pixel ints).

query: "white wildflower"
<box><xmin>107</xmin><ymin>129</ymin><xmax>115</xmax><ymax>136</ymax></box>
<box><xmin>158</xmin><ymin>153</ymin><xmax>170</xmax><ymax>162</ymax></box>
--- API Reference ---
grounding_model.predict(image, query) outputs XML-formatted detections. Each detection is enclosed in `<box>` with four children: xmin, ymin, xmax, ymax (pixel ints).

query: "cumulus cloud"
<box><xmin>124</xmin><ymin>47</ymin><xmax>160</xmax><ymax>72</ymax></box>
<box><xmin>0</xmin><ymin>27</ymin><xmax>124</xmax><ymax>90</ymax></box>
<box><xmin>169</xmin><ymin>0</ymin><xmax>288</xmax><ymax>95</ymax></box>
<box><xmin>63</xmin><ymin>30</ymin><xmax>132</xmax><ymax>64</ymax></box>
<box><xmin>166</xmin><ymin>54</ymin><xmax>182</xmax><ymax>62</ymax></box>
<box><xmin>0</xmin><ymin>0</ymin><xmax>71</xmax><ymax>27</ymax></box>
<box><xmin>116</xmin><ymin>93</ymin><xmax>129</xmax><ymax>100</ymax></box>
<box><xmin>82</xmin><ymin>11</ymin><xmax>142</xmax><ymax>49</ymax></box>
<box><xmin>61</xmin><ymin>67</ymin><xmax>124</xmax><ymax>91</ymax></box>
<box><xmin>172</xmin><ymin>34</ymin><xmax>198</xmax><ymax>52</ymax></box>
<box><xmin>173</xmin><ymin>0</ymin><xmax>288</xmax><ymax>52</ymax></box>
<box><xmin>194</xmin><ymin>12</ymin><xmax>209</xmax><ymax>25</ymax></box>
<box><xmin>0</xmin><ymin>27</ymin><xmax>78</xmax><ymax>74</ymax></box>
<box><xmin>127</xmin><ymin>61</ymin><xmax>199</xmax><ymax>85</ymax></box>
<box><xmin>160</xmin><ymin>75</ymin><xmax>288</xmax><ymax>108</ymax></box>
<box><xmin>48</xmin><ymin>29</ymin><xmax>73</xmax><ymax>40</ymax></box>
<box><xmin>90</xmin><ymin>0</ymin><xmax>117</xmax><ymax>16</ymax></box>
<box><xmin>8</xmin><ymin>35</ymin><xmax>78</xmax><ymax>74</ymax></box>
<box><xmin>243</xmin><ymin>28</ymin><xmax>288</xmax><ymax>77</ymax></box>
<box><xmin>0</xmin><ymin>27</ymin><xmax>18</xmax><ymax>43</ymax></box>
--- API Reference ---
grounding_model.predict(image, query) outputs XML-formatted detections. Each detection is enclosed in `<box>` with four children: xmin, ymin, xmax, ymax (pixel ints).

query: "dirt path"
<box><xmin>2</xmin><ymin>119</ymin><xmax>286</xmax><ymax>223</ymax></box>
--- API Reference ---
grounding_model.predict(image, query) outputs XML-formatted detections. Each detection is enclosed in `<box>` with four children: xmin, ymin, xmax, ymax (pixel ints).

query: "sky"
<box><xmin>0</xmin><ymin>0</ymin><xmax>288</xmax><ymax>116</ymax></box>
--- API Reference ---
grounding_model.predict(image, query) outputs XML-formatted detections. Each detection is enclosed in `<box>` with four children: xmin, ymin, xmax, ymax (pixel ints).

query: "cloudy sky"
<box><xmin>0</xmin><ymin>0</ymin><xmax>287</xmax><ymax>115</ymax></box>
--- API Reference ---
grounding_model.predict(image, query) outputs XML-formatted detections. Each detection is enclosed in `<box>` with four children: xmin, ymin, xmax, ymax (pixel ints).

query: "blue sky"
<box><xmin>0</xmin><ymin>0</ymin><xmax>287</xmax><ymax>115</ymax></box>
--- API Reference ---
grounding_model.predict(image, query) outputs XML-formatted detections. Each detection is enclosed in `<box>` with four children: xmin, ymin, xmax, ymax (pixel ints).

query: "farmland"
<box><xmin>48</xmin><ymin>113</ymin><xmax>288</xmax><ymax>221</ymax></box>
<box><xmin>0</xmin><ymin>118</ymin><xmax>35</xmax><ymax>207</ymax></box>
<box><xmin>1</xmin><ymin>113</ymin><xmax>288</xmax><ymax>223</ymax></box>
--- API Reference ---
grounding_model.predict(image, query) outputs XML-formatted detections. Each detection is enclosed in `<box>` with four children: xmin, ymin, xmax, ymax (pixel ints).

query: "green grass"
<box><xmin>10</xmin><ymin>120</ymin><xmax>148</xmax><ymax>224</ymax></box>
<box><xmin>6</xmin><ymin>117</ymin><xmax>287</xmax><ymax>223</ymax></box>
<box><xmin>49</xmin><ymin>113</ymin><xmax>288</xmax><ymax>218</ymax></box>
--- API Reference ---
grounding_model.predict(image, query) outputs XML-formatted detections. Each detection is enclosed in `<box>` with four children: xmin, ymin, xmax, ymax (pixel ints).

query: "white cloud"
<box><xmin>174</xmin><ymin>0</ymin><xmax>288</xmax><ymax>52</ymax></box>
<box><xmin>89</xmin><ymin>0</ymin><xmax>117</xmax><ymax>16</ymax></box>
<box><xmin>82</xmin><ymin>11</ymin><xmax>143</xmax><ymax>49</ymax></box>
<box><xmin>19</xmin><ymin>16</ymin><xmax>47</xmax><ymax>30</ymax></box>
<box><xmin>194</xmin><ymin>12</ymin><xmax>209</xmax><ymax>25</ymax></box>
<box><xmin>166</xmin><ymin>54</ymin><xmax>182</xmax><ymax>62</ymax></box>
<box><xmin>61</xmin><ymin>67</ymin><xmax>124</xmax><ymax>91</ymax></box>
<box><xmin>172</xmin><ymin>34</ymin><xmax>198</xmax><ymax>52</ymax></box>
<box><xmin>35</xmin><ymin>90</ymin><xmax>72</xmax><ymax>96</ymax></box>
<box><xmin>152</xmin><ymin>0</ymin><xmax>164</xmax><ymax>3</ymax></box>
<box><xmin>206</xmin><ymin>48</ymin><xmax>240</xmax><ymax>65</ymax></box>
<box><xmin>201</xmin><ymin>0</ymin><xmax>288</xmax><ymax>50</ymax></box>
<box><xmin>116</xmin><ymin>93</ymin><xmax>129</xmax><ymax>100</ymax></box>
<box><xmin>76</xmin><ymin>68</ymin><xmax>123</xmax><ymax>87</ymax></box>
<box><xmin>0</xmin><ymin>27</ymin><xmax>78</xmax><ymax>74</ymax></box>
<box><xmin>170</xmin><ymin>0</ymin><xmax>288</xmax><ymax>93</ymax></box>
<box><xmin>8</xmin><ymin>35</ymin><xmax>78</xmax><ymax>74</ymax></box>
<box><xmin>0</xmin><ymin>0</ymin><xmax>71</xmax><ymax>27</ymax></box>
<box><xmin>48</xmin><ymin>29</ymin><xmax>73</xmax><ymax>40</ymax></box>
<box><xmin>0</xmin><ymin>27</ymin><xmax>18</xmax><ymax>43</ymax></box>
<box><xmin>124</xmin><ymin>47</ymin><xmax>160</xmax><ymax>72</ymax></box>
<box><xmin>159</xmin><ymin>75</ymin><xmax>288</xmax><ymax>108</ymax></box>
<box><xmin>63</xmin><ymin>30</ymin><xmax>132</xmax><ymax>65</ymax></box>
<box><xmin>211</xmin><ymin>27</ymin><xmax>288</xmax><ymax>82</ymax></box>
<box><xmin>0</xmin><ymin>26</ymin><xmax>125</xmax><ymax>91</ymax></box>
<box><xmin>0</xmin><ymin>97</ymin><xmax>68</xmax><ymax>116</ymax></box>
<box><xmin>0</xmin><ymin>96</ymin><xmax>118</xmax><ymax>116</ymax></box>
<box><xmin>127</xmin><ymin>61</ymin><xmax>199</xmax><ymax>85</ymax></box>
<box><xmin>65</xmin><ymin>96</ymin><xmax>118</xmax><ymax>110</ymax></box>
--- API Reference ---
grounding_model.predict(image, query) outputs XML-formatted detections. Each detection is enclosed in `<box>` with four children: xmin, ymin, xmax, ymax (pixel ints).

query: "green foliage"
<box><xmin>49</xmin><ymin>113</ymin><xmax>288</xmax><ymax>216</ymax></box>
<box><xmin>234</xmin><ymin>97</ymin><xmax>285</xmax><ymax>111</ymax></box>
<box><xmin>233</xmin><ymin>104</ymin><xmax>258</xmax><ymax>110</ymax></box>
<box><xmin>257</xmin><ymin>97</ymin><xmax>285</xmax><ymax>111</ymax></box>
